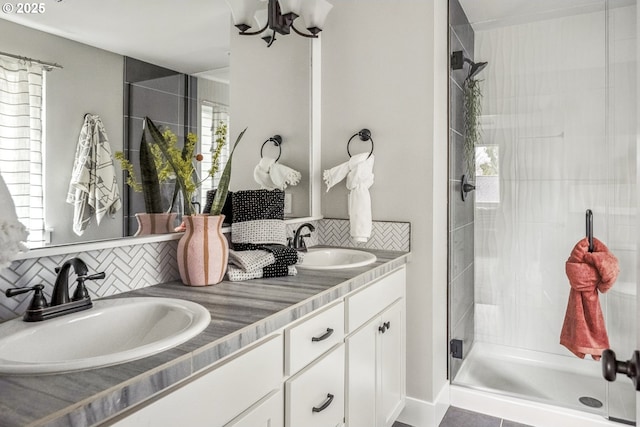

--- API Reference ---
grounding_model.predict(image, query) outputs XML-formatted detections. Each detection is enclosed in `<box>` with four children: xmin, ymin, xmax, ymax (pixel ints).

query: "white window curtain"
<box><xmin>0</xmin><ymin>57</ymin><xmax>45</xmax><ymax>247</ymax></box>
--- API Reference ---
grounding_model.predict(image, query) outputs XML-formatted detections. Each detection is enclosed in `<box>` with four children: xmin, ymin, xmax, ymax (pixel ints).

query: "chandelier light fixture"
<box><xmin>225</xmin><ymin>0</ymin><xmax>333</xmax><ymax>47</ymax></box>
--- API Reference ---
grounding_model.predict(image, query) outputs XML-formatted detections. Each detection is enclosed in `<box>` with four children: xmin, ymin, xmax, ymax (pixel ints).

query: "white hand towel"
<box><xmin>323</xmin><ymin>152</ymin><xmax>374</xmax><ymax>243</ymax></box>
<box><xmin>253</xmin><ymin>157</ymin><xmax>276</xmax><ymax>189</ymax></box>
<box><xmin>253</xmin><ymin>156</ymin><xmax>301</xmax><ymax>191</ymax></box>
<box><xmin>0</xmin><ymin>173</ymin><xmax>28</xmax><ymax>269</ymax></box>
<box><xmin>66</xmin><ymin>114</ymin><xmax>122</xmax><ymax>236</ymax></box>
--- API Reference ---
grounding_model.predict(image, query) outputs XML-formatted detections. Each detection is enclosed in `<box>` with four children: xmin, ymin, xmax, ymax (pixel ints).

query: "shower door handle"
<box><xmin>601</xmin><ymin>349</ymin><xmax>640</xmax><ymax>391</ymax></box>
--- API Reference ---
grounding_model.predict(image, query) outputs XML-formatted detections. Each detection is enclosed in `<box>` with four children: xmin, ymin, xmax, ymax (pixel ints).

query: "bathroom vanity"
<box><xmin>0</xmin><ymin>248</ymin><xmax>409</xmax><ymax>427</ymax></box>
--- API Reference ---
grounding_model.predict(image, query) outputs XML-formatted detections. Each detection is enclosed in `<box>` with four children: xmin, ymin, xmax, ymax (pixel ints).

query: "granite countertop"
<box><xmin>0</xmin><ymin>248</ymin><xmax>409</xmax><ymax>427</ymax></box>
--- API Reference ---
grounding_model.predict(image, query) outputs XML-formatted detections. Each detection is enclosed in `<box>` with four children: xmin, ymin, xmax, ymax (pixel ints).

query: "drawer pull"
<box><xmin>311</xmin><ymin>328</ymin><xmax>334</xmax><ymax>342</ymax></box>
<box><xmin>312</xmin><ymin>393</ymin><xmax>335</xmax><ymax>413</ymax></box>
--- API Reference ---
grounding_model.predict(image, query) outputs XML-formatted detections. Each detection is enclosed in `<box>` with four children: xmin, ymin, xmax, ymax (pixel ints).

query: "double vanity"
<box><xmin>0</xmin><ymin>247</ymin><xmax>409</xmax><ymax>427</ymax></box>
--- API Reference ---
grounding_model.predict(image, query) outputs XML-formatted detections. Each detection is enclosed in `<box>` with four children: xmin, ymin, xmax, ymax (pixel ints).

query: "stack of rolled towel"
<box><xmin>227</xmin><ymin>189</ymin><xmax>302</xmax><ymax>281</ymax></box>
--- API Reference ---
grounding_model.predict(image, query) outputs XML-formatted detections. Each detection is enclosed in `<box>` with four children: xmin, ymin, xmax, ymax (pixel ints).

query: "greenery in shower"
<box><xmin>463</xmin><ymin>77</ymin><xmax>483</xmax><ymax>176</ymax></box>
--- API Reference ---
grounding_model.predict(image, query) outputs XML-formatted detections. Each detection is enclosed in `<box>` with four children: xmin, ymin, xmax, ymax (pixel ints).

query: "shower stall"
<box><xmin>448</xmin><ymin>0</ymin><xmax>638</xmax><ymax>424</ymax></box>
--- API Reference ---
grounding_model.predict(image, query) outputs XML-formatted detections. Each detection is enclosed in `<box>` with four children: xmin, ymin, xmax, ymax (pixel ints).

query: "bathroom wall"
<box><xmin>448</xmin><ymin>0</ymin><xmax>476</xmax><ymax>380</ymax></box>
<box><xmin>321</xmin><ymin>0</ymin><xmax>449</xmax><ymax>410</ymax></box>
<box><xmin>229</xmin><ymin>31</ymin><xmax>311</xmax><ymax>218</ymax></box>
<box><xmin>0</xmin><ymin>19</ymin><xmax>124</xmax><ymax>245</ymax></box>
<box><xmin>473</xmin><ymin>4</ymin><xmax>637</xmax><ymax>358</ymax></box>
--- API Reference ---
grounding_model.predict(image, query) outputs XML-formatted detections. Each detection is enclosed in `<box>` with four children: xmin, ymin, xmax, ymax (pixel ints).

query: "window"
<box><xmin>475</xmin><ymin>145</ymin><xmax>499</xmax><ymax>203</ymax></box>
<box><xmin>199</xmin><ymin>102</ymin><xmax>230</xmax><ymax>208</ymax></box>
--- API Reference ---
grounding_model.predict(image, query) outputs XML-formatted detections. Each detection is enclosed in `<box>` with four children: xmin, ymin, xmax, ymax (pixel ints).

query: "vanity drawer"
<box><xmin>346</xmin><ymin>267</ymin><xmax>406</xmax><ymax>333</ymax></box>
<box><xmin>112</xmin><ymin>334</ymin><xmax>283</xmax><ymax>427</ymax></box>
<box><xmin>285</xmin><ymin>300</ymin><xmax>344</xmax><ymax>376</ymax></box>
<box><xmin>285</xmin><ymin>343</ymin><xmax>345</xmax><ymax>427</ymax></box>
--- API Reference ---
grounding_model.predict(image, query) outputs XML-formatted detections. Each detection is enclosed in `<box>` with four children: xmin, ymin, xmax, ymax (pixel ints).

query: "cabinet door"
<box><xmin>346</xmin><ymin>317</ymin><xmax>378</xmax><ymax>427</ymax></box>
<box><xmin>225</xmin><ymin>389</ymin><xmax>283</xmax><ymax>427</ymax></box>
<box><xmin>378</xmin><ymin>300</ymin><xmax>405</xmax><ymax>427</ymax></box>
<box><xmin>286</xmin><ymin>344</ymin><xmax>345</xmax><ymax>427</ymax></box>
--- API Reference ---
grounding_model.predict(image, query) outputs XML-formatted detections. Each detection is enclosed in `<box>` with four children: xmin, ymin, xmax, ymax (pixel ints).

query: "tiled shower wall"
<box><xmin>0</xmin><ymin>219</ymin><xmax>410</xmax><ymax>322</ymax></box>
<box><xmin>448</xmin><ymin>0</ymin><xmax>475</xmax><ymax>379</ymax></box>
<box><xmin>123</xmin><ymin>57</ymin><xmax>198</xmax><ymax>236</ymax></box>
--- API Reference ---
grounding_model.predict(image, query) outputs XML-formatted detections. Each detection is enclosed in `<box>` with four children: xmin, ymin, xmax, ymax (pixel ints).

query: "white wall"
<box><xmin>229</xmin><ymin>31</ymin><xmax>311</xmax><ymax>217</ymax></box>
<box><xmin>321</xmin><ymin>0</ymin><xmax>449</xmax><ymax>415</ymax></box>
<box><xmin>0</xmin><ymin>20</ymin><xmax>124</xmax><ymax>245</ymax></box>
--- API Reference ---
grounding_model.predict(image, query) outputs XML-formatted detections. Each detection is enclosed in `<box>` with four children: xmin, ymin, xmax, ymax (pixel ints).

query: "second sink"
<box><xmin>298</xmin><ymin>248</ymin><xmax>377</xmax><ymax>270</ymax></box>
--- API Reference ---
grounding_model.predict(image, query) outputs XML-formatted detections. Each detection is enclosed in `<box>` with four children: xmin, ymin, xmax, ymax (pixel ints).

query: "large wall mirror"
<box><xmin>0</xmin><ymin>0</ymin><xmax>314</xmax><ymax>251</ymax></box>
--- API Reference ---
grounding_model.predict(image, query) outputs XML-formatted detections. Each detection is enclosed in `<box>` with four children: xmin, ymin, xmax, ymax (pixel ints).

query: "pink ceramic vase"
<box><xmin>134</xmin><ymin>213</ymin><xmax>178</xmax><ymax>236</ymax></box>
<box><xmin>177</xmin><ymin>214</ymin><xmax>229</xmax><ymax>286</ymax></box>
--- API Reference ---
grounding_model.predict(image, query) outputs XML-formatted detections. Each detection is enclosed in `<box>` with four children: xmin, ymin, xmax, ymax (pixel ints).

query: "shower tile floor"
<box><xmin>453</xmin><ymin>342</ymin><xmax>635</xmax><ymax>423</ymax></box>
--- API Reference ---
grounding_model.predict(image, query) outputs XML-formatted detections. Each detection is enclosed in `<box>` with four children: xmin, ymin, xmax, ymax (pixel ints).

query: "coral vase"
<box><xmin>134</xmin><ymin>213</ymin><xmax>178</xmax><ymax>236</ymax></box>
<box><xmin>177</xmin><ymin>214</ymin><xmax>229</xmax><ymax>286</ymax></box>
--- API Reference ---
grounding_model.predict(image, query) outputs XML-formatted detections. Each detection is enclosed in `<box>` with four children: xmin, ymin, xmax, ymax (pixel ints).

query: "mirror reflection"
<box><xmin>0</xmin><ymin>2</ymin><xmax>312</xmax><ymax>250</ymax></box>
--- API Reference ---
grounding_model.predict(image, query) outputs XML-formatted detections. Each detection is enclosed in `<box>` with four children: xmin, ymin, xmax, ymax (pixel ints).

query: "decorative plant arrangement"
<box><xmin>463</xmin><ymin>77</ymin><xmax>483</xmax><ymax>176</ymax></box>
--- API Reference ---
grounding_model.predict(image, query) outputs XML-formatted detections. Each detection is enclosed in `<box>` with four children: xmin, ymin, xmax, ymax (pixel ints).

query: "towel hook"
<box><xmin>347</xmin><ymin>128</ymin><xmax>374</xmax><ymax>159</ymax></box>
<box><xmin>586</xmin><ymin>209</ymin><xmax>594</xmax><ymax>252</ymax></box>
<box><xmin>260</xmin><ymin>135</ymin><xmax>283</xmax><ymax>162</ymax></box>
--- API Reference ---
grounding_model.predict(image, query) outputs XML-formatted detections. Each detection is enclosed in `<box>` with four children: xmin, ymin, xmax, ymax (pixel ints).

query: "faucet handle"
<box><xmin>6</xmin><ymin>284</ymin><xmax>48</xmax><ymax>311</ymax></box>
<box><xmin>72</xmin><ymin>271</ymin><xmax>105</xmax><ymax>301</ymax></box>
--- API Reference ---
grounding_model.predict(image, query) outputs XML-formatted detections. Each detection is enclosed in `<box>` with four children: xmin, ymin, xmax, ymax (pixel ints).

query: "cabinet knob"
<box><xmin>311</xmin><ymin>328</ymin><xmax>334</xmax><ymax>342</ymax></box>
<box><xmin>378</xmin><ymin>325</ymin><xmax>386</xmax><ymax>334</ymax></box>
<box><xmin>312</xmin><ymin>393</ymin><xmax>335</xmax><ymax>413</ymax></box>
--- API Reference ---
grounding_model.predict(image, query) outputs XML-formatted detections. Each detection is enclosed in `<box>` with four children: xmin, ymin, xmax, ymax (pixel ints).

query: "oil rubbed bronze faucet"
<box><xmin>291</xmin><ymin>223</ymin><xmax>316</xmax><ymax>252</ymax></box>
<box><xmin>5</xmin><ymin>257</ymin><xmax>105</xmax><ymax>322</ymax></box>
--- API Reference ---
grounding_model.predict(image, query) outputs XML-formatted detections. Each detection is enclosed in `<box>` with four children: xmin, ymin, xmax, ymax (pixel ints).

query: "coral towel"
<box><xmin>560</xmin><ymin>237</ymin><xmax>619</xmax><ymax>360</ymax></box>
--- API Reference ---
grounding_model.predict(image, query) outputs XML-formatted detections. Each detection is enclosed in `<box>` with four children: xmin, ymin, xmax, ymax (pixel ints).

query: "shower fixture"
<box><xmin>451</xmin><ymin>50</ymin><xmax>488</xmax><ymax>80</ymax></box>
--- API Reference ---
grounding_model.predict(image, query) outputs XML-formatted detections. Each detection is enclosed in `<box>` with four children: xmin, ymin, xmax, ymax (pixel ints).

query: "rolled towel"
<box><xmin>253</xmin><ymin>157</ymin><xmax>301</xmax><ymax>191</ymax></box>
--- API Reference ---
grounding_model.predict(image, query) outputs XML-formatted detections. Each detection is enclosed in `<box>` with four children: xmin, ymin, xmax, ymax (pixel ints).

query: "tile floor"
<box><xmin>393</xmin><ymin>406</ymin><xmax>533</xmax><ymax>427</ymax></box>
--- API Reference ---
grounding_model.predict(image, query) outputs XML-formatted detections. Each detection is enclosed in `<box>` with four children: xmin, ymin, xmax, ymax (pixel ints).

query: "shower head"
<box><xmin>450</xmin><ymin>50</ymin><xmax>488</xmax><ymax>80</ymax></box>
<box><xmin>468</xmin><ymin>61</ymin><xmax>488</xmax><ymax>80</ymax></box>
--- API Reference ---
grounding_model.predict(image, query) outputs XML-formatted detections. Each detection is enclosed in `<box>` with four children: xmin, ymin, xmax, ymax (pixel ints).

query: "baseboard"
<box><xmin>396</xmin><ymin>383</ymin><xmax>450</xmax><ymax>427</ymax></box>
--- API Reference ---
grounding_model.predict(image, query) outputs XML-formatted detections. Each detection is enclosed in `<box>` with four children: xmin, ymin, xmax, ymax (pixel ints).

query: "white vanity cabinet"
<box><xmin>110</xmin><ymin>334</ymin><xmax>283</xmax><ymax>427</ymax></box>
<box><xmin>109</xmin><ymin>264</ymin><xmax>406</xmax><ymax>427</ymax></box>
<box><xmin>345</xmin><ymin>267</ymin><xmax>406</xmax><ymax>427</ymax></box>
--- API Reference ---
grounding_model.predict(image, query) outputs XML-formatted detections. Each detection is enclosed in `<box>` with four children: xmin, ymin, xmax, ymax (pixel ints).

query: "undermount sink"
<box><xmin>298</xmin><ymin>248</ymin><xmax>377</xmax><ymax>270</ymax></box>
<box><xmin>0</xmin><ymin>297</ymin><xmax>210</xmax><ymax>375</ymax></box>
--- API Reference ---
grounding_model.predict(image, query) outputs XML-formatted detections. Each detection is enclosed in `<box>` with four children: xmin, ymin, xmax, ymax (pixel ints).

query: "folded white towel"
<box><xmin>323</xmin><ymin>152</ymin><xmax>374</xmax><ymax>243</ymax></box>
<box><xmin>66</xmin><ymin>114</ymin><xmax>122</xmax><ymax>235</ymax></box>
<box><xmin>228</xmin><ymin>249</ymin><xmax>276</xmax><ymax>272</ymax></box>
<box><xmin>253</xmin><ymin>156</ymin><xmax>301</xmax><ymax>191</ymax></box>
<box><xmin>0</xmin><ymin>172</ymin><xmax>28</xmax><ymax>269</ymax></box>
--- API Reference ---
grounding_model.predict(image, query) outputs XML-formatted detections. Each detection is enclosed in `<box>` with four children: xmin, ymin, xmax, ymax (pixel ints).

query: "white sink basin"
<box><xmin>0</xmin><ymin>297</ymin><xmax>210</xmax><ymax>375</ymax></box>
<box><xmin>298</xmin><ymin>248</ymin><xmax>376</xmax><ymax>270</ymax></box>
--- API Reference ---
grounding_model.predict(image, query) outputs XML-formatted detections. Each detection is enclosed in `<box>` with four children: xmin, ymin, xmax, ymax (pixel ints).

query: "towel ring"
<box><xmin>347</xmin><ymin>128</ymin><xmax>374</xmax><ymax>159</ymax></box>
<box><xmin>260</xmin><ymin>135</ymin><xmax>283</xmax><ymax>162</ymax></box>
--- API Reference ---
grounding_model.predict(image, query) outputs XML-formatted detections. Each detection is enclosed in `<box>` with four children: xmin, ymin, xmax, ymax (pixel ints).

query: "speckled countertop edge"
<box><xmin>0</xmin><ymin>248</ymin><xmax>409</xmax><ymax>427</ymax></box>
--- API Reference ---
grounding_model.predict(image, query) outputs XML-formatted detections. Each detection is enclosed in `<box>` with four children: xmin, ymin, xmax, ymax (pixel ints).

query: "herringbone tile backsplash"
<box><xmin>0</xmin><ymin>219</ymin><xmax>409</xmax><ymax>321</ymax></box>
